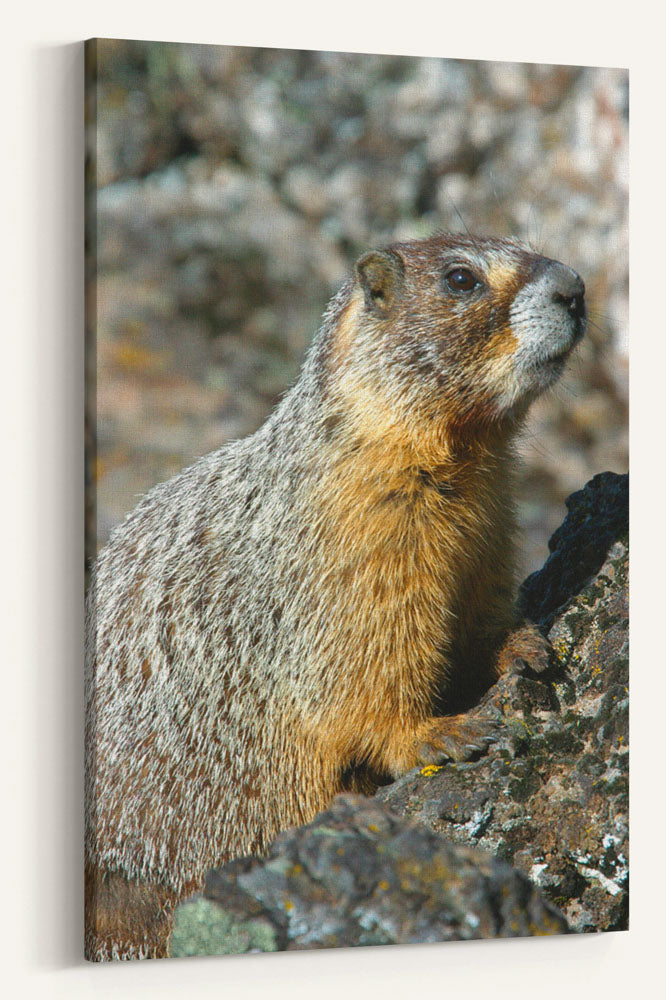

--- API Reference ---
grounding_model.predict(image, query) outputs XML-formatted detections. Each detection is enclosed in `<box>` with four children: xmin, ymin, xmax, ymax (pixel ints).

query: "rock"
<box><xmin>519</xmin><ymin>470</ymin><xmax>628</xmax><ymax>627</ymax></box>
<box><xmin>171</xmin><ymin>795</ymin><xmax>568</xmax><ymax>957</ymax></box>
<box><xmin>378</xmin><ymin>472</ymin><xmax>629</xmax><ymax>933</ymax></box>
<box><xmin>173</xmin><ymin>473</ymin><xmax>627</xmax><ymax>954</ymax></box>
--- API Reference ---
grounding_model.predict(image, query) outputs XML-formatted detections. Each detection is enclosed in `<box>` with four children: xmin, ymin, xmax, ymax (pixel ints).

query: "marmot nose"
<box><xmin>548</xmin><ymin>263</ymin><xmax>586</xmax><ymax>323</ymax></box>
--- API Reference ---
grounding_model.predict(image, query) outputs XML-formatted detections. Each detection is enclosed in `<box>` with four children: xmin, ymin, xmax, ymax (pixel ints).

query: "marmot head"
<box><xmin>336</xmin><ymin>233</ymin><xmax>585</xmax><ymax>444</ymax></box>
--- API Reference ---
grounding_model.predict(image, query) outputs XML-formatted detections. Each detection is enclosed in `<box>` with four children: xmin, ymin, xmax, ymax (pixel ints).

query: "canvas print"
<box><xmin>84</xmin><ymin>40</ymin><xmax>628</xmax><ymax>961</ymax></box>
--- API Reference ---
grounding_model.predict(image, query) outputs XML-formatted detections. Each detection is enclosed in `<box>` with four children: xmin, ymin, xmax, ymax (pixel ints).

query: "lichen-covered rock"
<box><xmin>378</xmin><ymin>471</ymin><xmax>628</xmax><ymax>933</ymax></box>
<box><xmin>171</xmin><ymin>795</ymin><xmax>568</xmax><ymax>957</ymax></box>
<box><xmin>172</xmin><ymin>472</ymin><xmax>628</xmax><ymax>953</ymax></box>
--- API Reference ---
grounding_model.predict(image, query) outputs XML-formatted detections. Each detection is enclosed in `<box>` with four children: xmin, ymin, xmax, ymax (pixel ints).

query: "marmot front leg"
<box><xmin>386</xmin><ymin>712</ymin><xmax>497</xmax><ymax>778</ymax></box>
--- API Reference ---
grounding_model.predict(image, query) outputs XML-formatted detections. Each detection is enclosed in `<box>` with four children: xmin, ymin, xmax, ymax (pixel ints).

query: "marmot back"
<box><xmin>85</xmin><ymin>233</ymin><xmax>585</xmax><ymax>960</ymax></box>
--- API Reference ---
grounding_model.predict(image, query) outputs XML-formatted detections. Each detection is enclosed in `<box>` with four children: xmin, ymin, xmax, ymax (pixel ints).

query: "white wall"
<box><xmin>3</xmin><ymin>2</ymin><xmax>663</xmax><ymax>997</ymax></box>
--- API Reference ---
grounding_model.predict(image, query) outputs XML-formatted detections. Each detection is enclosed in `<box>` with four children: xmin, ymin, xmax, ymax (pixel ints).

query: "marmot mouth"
<box><xmin>545</xmin><ymin>345</ymin><xmax>573</xmax><ymax>365</ymax></box>
<box><xmin>544</xmin><ymin>325</ymin><xmax>584</xmax><ymax>365</ymax></box>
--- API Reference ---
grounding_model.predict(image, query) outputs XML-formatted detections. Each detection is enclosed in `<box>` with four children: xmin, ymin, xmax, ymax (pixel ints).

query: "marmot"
<box><xmin>85</xmin><ymin>233</ymin><xmax>585</xmax><ymax>960</ymax></box>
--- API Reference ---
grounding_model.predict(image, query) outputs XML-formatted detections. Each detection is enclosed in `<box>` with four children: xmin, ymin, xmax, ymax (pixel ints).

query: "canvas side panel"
<box><xmin>83</xmin><ymin>36</ymin><xmax>99</xmax><ymax>962</ymax></box>
<box><xmin>84</xmin><ymin>38</ymin><xmax>98</xmax><ymax>579</ymax></box>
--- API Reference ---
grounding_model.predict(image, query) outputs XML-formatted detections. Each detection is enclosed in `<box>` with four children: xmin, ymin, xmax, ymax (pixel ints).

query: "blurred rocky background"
<box><xmin>85</xmin><ymin>40</ymin><xmax>628</xmax><ymax>576</ymax></box>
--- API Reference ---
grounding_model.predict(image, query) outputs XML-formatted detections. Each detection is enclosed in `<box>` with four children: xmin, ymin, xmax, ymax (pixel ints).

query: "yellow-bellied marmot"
<box><xmin>85</xmin><ymin>233</ymin><xmax>585</xmax><ymax>960</ymax></box>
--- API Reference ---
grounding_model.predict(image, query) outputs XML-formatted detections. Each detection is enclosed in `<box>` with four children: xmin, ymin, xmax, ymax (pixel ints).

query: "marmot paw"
<box><xmin>497</xmin><ymin>622</ymin><xmax>552</xmax><ymax>676</ymax></box>
<box><xmin>415</xmin><ymin>713</ymin><xmax>498</xmax><ymax>766</ymax></box>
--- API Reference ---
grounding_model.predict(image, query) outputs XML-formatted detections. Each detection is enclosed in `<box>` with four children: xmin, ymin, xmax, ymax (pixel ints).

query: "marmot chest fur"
<box><xmin>85</xmin><ymin>233</ymin><xmax>585</xmax><ymax>960</ymax></box>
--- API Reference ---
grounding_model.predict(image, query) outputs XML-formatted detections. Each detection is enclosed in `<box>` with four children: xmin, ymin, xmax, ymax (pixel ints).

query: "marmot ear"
<box><xmin>356</xmin><ymin>249</ymin><xmax>405</xmax><ymax>315</ymax></box>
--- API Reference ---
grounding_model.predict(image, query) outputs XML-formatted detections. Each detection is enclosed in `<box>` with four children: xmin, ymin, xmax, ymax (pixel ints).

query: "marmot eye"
<box><xmin>445</xmin><ymin>267</ymin><xmax>479</xmax><ymax>293</ymax></box>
